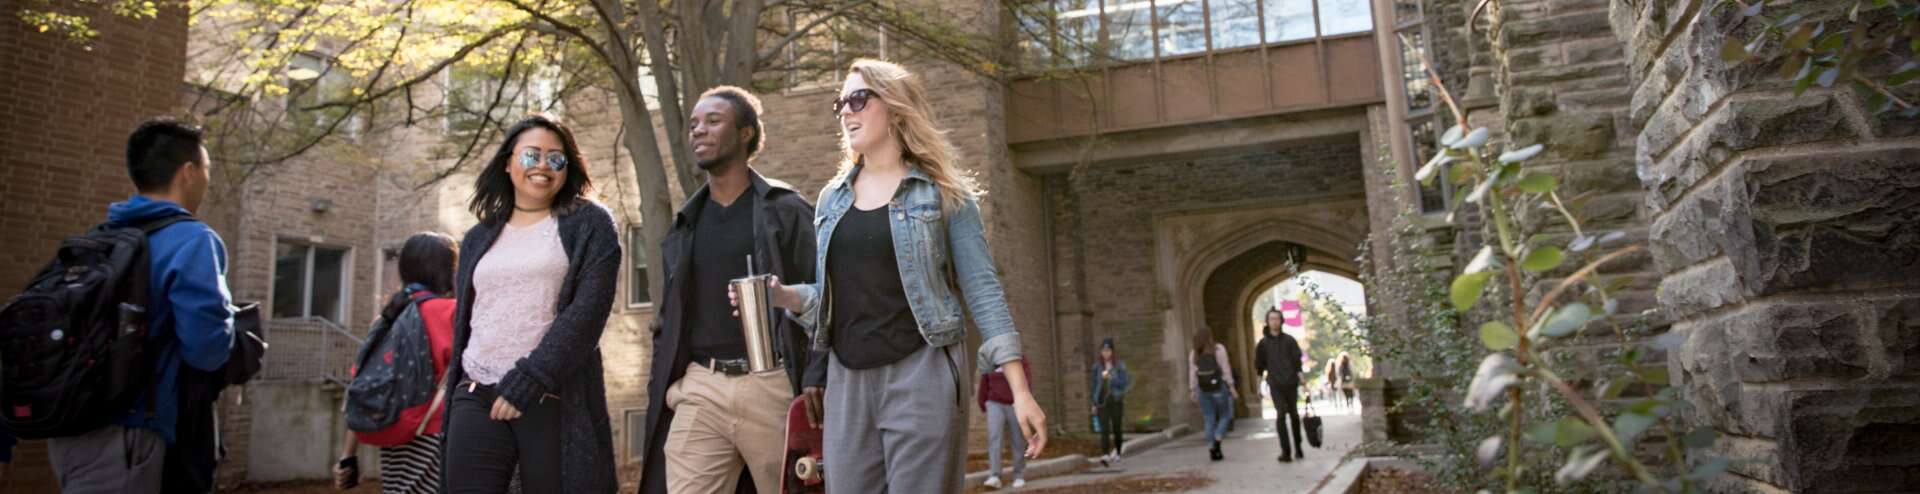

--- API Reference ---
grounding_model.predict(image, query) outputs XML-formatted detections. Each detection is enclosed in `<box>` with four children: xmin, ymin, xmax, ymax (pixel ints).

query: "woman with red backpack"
<box><xmin>333</xmin><ymin>232</ymin><xmax>459</xmax><ymax>493</ymax></box>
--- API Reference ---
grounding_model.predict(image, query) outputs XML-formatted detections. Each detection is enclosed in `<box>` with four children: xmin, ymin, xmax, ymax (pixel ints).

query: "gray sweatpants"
<box><xmin>48</xmin><ymin>425</ymin><xmax>166</xmax><ymax>494</ymax></box>
<box><xmin>825</xmin><ymin>344</ymin><xmax>967</xmax><ymax>494</ymax></box>
<box><xmin>985</xmin><ymin>401</ymin><xmax>1028</xmax><ymax>478</ymax></box>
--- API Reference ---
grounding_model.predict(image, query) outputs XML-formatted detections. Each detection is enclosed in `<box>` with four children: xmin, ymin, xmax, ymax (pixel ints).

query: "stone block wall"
<box><xmin>1610</xmin><ymin>0</ymin><xmax>1920</xmax><ymax>491</ymax></box>
<box><xmin>1046</xmin><ymin>137</ymin><xmax>1368</xmax><ymax>432</ymax></box>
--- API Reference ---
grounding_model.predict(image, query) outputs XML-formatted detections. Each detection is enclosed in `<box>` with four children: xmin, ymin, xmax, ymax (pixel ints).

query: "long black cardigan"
<box><xmin>442</xmin><ymin>201</ymin><xmax>620</xmax><ymax>493</ymax></box>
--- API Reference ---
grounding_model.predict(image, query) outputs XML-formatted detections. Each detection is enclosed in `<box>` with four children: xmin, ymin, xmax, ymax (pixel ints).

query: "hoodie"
<box><xmin>106</xmin><ymin>195</ymin><xmax>235</xmax><ymax>445</ymax></box>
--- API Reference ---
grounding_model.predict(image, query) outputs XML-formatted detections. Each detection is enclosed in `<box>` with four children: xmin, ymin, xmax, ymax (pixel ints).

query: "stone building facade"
<box><xmin>10</xmin><ymin>0</ymin><xmax>1915</xmax><ymax>490</ymax></box>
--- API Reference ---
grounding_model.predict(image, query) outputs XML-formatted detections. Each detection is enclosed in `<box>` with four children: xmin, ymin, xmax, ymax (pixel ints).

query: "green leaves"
<box><xmin>1684</xmin><ymin>427</ymin><xmax>1718</xmax><ymax>450</ymax></box>
<box><xmin>1452</xmin><ymin>247</ymin><xmax>1498</xmax><ymax>311</ymax></box>
<box><xmin>1527</xmin><ymin>418</ymin><xmax>1597</xmax><ymax>447</ymax></box>
<box><xmin>1516</xmin><ymin>173</ymin><xmax>1556</xmax><ymax>193</ymax></box>
<box><xmin>1520</xmin><ymin>246</ymin><xmax>1565</xmax><ymax>272</ymax></box>
<box><xmin>1498</xmin><ymin>144</ymin><xmax>1544</xmax><ymax>163</ymax></box>
<box><xmin>1480</xmin><ymin>321</ymin><xmax>1518</xmax><ymax>350</ymax></box>
<box><xmin>1453</xmin><ymin>272</ymin><xmax>1495</xmax><ymax>312</ymax></box>
<box><xmin>1613</xmin><ymin>412</ymin><xmax>1658</xmax><ymax>446</ymax></box>
<box><xmin>1534</xmin><ymin>302</ymin><xmax>1592</xmax><ymax>339</ymax></box>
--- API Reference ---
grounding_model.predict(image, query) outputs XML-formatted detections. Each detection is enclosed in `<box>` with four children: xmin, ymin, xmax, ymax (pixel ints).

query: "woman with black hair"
<box><xmin>334</xmin><ymin>233</ymin><xmax>458</xmax><ymax>493</ymax></box>
<box><xmin>442</xmin><ymin>114</ymin><xmax>620</xmax><ymax>493</ymax></box>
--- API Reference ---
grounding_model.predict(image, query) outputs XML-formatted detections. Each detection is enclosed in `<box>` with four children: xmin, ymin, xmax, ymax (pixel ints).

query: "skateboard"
<box><xmin>780</xmin><ymin>395</ymin><xmax>825</xmax><ymax>494</ymax></box>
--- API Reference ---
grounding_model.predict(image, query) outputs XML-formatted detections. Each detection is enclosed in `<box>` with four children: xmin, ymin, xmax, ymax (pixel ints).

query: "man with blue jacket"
<box><xmin>47</xmin><ymin>119</ymin><xmax>234</xmax><ymax>493</ymax></box>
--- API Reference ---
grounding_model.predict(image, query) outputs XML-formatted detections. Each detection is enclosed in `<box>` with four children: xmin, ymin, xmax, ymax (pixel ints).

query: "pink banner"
<box><xmin>1280</xmin><ymin>300</ymin><xmax>1301</xmax><ymax>311</ymax></box>
<box><xmin>1285</xmin><ymin>316</ymin><xmax>1303</xmax><ymax>327</ymax></box>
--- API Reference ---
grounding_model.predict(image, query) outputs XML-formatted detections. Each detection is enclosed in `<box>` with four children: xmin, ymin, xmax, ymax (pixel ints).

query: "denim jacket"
<box><xmin>791</xmin><ymin>164</ymin><xmax>1024</xmax><ymax>369</ymax></box>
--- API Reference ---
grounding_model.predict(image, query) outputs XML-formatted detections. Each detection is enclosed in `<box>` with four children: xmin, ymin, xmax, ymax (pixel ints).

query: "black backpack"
<box><xmin>344</xmin><ymin>295</ymin><xmax>441</xmax><ymax>434</ymax></box>
<box><xmin>1196</xmin><ymin>349</ymin><xmax>1225</xmax><ymax>392</ymax></box>
<box><xmin>0</xmin><ymin>216</ymin><xmax>188</xmax><ymax>439</ymax></box>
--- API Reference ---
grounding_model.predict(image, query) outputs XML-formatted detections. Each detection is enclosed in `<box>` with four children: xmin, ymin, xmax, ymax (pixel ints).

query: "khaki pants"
<box><xmin>665</xmin><ymin>362</ymin><xmax>795</xmax><ymax>494</ymax></box>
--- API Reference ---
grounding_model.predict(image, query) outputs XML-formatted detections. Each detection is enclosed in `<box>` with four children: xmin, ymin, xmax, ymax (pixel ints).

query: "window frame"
<box><xmin>270</xmin><ymin>237</ymin><xmax>355</xmax><ymax>324</ymax></box>
<box><xmin>625</xmin><ymin>225</ymin><xmax>654</xmax><ymax>310</ymax></box>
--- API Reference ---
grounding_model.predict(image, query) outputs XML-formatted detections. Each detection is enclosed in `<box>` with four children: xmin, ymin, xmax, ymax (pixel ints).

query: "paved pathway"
<box><xmin>999</xmin><ymin>402</ymin><xmax>1365</xmax><ymax>493</ymax></box>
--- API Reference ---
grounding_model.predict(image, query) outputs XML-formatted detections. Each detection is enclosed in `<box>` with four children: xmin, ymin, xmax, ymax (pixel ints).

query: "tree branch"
<box><xmin>756</xmin><ymin>0</ymin><xmax>877</xmax><ymax>64</ymax></box>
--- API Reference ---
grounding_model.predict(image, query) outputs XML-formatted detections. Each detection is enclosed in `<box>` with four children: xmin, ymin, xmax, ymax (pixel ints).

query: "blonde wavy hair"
<box><xmin>835</xmin><ymin>59</ymin><xmax>980</xmax><ymax>209</ymax></box>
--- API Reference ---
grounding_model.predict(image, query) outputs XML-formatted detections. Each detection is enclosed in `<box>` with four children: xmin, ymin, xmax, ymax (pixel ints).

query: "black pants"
<box><xmin>444</xmin><ymin>382</ymin><xmax>562</xmax><ymax>494</ymax></box>
<box><xmin>1270</xmin><ymin>381</ymin><xmax>1303</xmax><ymax>457</ymax></box>
<box><xmin>1097</xmin><ymin>400</ymin><xmax>1125</xmax><ymax>454</ymax></box>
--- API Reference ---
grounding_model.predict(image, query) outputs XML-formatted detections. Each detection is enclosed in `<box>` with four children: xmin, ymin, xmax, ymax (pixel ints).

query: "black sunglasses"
<box><xmin>831</xmin><ymin>89</ymin><xmax>878</xmax><ymax>116</ymax></box>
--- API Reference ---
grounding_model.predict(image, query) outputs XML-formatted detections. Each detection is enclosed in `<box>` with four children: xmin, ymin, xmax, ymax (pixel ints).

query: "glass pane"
<box><xmin>1155</xmin><ymin>0</ymin><xmax>1206</xmax><ymax>57</ymax></box>
<box><xmin>1319</xmin><ymin>0</ymin><xmax>1373</xmax><ymax>35</ymax></box>
<box><xmin>1059</xmin><ymin>0</ymin><xmax>1102</xmax><ymax>66</ymax></box>
<box><xmin>1409</xmin><ymin>119</ymin><xmax>1448</xmax><ymax>213</ymax></box>
<box><xmin>272</xmin><ymin>243</ymin><xmax>308</xmax><ymax>319</ymax></box>
<box><xmin>1210</xmin><ymin>0</ymin><xmax>1263</xmax><ymax>50</ymax></box>
<box><xmin>1262</xmin><ymin>0</ymin><xmax>1315</xmax><ymax>42</ymax></box>
<box><xmin>629</xmin><ymin>227</ymin><xmax>651</xmax><ymax>306</ymax></box>
<box><xmin>1394</xmin><ymin>0</ymin><xmax>1422</xmax><ymax>22</ymax></box>
<box><xmin>1105</xmin><ymin>0</ymin><xmax>1156</xmax><ymax>60</ymax></box>
<box><xmin>1014</xmin><ymin>3</ymin><xmax>1054</xmax><ymax>70</ymax></box>
<box><xmin>1399</xmin><ymin>29</ymin><xmax>1433</xmax><ymax>112</ymax></box>
<box><xmin>311</xmin><ymin>247</ymin><xmax>346</xmax><ymax>323</ymax></box>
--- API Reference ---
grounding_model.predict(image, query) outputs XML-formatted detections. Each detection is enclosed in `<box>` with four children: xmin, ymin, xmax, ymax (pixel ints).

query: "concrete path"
<box><xmin>989</xmin><ymin>403</ymin><xmax>1365</xmax><ymax>494</ymax></box>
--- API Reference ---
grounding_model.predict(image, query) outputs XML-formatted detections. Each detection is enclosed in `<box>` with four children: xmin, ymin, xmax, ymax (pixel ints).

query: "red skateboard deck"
<box><xmin>780</xmin><ymin>395</ymin><xmax>824</xmax><ymax>494</ymax></box>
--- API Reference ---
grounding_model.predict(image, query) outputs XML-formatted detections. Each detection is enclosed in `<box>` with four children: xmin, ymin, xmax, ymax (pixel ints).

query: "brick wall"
<box><xmin>1046</xmin><ymin>138</ymin><xmax>1368</xmax><ymax>431</ymax></box>
<box><xmin>0</xmin><ymin>2</ymin><xmax>190</xmax><ymax>490</ymax></box>
<box><xmin>1610</xmin><ymin>1</ymin><xmax>1920</xmax><ymax>491</ymax></box>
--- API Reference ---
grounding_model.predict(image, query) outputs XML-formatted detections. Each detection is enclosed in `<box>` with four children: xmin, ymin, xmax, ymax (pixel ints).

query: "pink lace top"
<box><xmin>463</xmin><ymin>216</ymin><xmax>569</xmax><ymax>385</ymax></box>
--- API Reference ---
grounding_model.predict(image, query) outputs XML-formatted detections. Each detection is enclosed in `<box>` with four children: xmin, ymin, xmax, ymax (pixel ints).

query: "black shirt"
<box><xmin>828</xmin><ymin>205</ymin><xmax>924</xmax><ymax>369</ymax></box>
<box><xmin>686</xmin><ymin>193</ymin><xmax>757</xmax><ymax>362</ymax></box>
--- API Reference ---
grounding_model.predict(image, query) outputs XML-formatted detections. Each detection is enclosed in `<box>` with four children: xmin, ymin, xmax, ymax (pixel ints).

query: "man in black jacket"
<box><xmin>640</xmin><ymin>86</ymin><xmax>826</xmax><ymax>494</ymax></box>
<box><xmin>1254</xmin><ymin>308</ymin><xmax>1305</xmax><ymax>463</ymax></box>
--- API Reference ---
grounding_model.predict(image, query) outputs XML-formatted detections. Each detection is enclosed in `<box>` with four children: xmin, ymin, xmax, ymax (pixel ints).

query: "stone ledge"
<box><xmin>1309</xmin><ymin>456</ymin><xmax>1422</xmax><ymax>494</ymax></box>
<box><xmin>961</xmin><ymin>424</ymin><xmax>1191</xmax><ymax>488</ymax></box>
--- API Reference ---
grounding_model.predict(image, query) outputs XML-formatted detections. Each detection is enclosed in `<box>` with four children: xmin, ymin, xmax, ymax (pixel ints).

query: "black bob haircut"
<box><xmin>126</xmin><ymin>118</ymin><xmax>206</xmax><ymax>192</ymax></box>
<box><xmin>468</xmin><ymin>114</ymin><xmax>594</xmax><ymax>223</ymax></box>
<box><xmin>698</xmin><ymin>85</ymin><xmax>765</xmax><ymax>160</ymax></box>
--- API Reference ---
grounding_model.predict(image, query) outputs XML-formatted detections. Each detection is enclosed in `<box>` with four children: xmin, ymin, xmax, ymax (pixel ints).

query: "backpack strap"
<box><xmin>415</xmin><ymin>366</ymin><xmax>451</xmax><ymax>437</ymax></box>
<box><xmin>136</xmin><ymin>215</ymin><xmax>192</xmax><ymax>234</ymax></box>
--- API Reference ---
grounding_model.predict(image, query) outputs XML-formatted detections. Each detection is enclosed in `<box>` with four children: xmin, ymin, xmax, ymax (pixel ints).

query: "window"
<box><xmin>1058</xmin><ymin>0</ymin><xmax>1102</xmax><ymax>66</ymax></box>
<box><xmin>1210</xmin><ymin>0</ymin><xmax>1264</xmax><ymax>50</ymax></box>
<box><xmin>625</xmin><ymin>409</ymin><xmax>646</xmax><ymax>463</ymax></box>
<box><xmin>286</xmin><ymin>52</ymin><xmax>358</xmax><ymax>136</ymax></box>
<box><xmin>1105</xmin><ymin>0</ymin><xmax>1156</xmax><ymax>60</ymax></box>
<box><xmin>1409</xmin><ymin>119</ymin><xmax>1452</xmax><ymax>214</ymax></box>
<box><xmin>627</xmin><ymin>226</ymin><xmax>652</xmax><ymax>307</ymax></box>
<box><xmin>1155</xmin><ymin>0</ymin><xmax>1207</xmax><ymax>57</ymax></box>
<box><xmin>273</xmin><ymin>241</ymin><xmax>351</xmax><ymax>323</ymax></box>
<box><xmin>1263</xmin><ymin>0</ymin><xmax>1316</xmax><ymax>42</ymax></box>
<box><xmin>784</xmin><ymin>12</ymin><xmax>887</xmax><ymax>90</ymax></box>
<box><xmin>445</xmin><ymin>63</ymin><xmax>562</xmax><ymax>135</ymax></box>
<box><xmin>1399</xmin><ymin>30</ymin><xmax>1434</xmax><ymax>112</ymax></box>
<box><xmin>1318</xmin><ymin>0</ymin><xmax>1374</xmax><ymax>35</ymax></box>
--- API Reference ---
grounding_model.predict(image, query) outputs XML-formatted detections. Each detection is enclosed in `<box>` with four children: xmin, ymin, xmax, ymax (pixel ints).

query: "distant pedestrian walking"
<box><xmin>335</xmin><ymin>232</ymin><xmax>459</xmax><ymax>494</ymax></box>
<box><xmin>980</xmin><ymin>356</ymin><xmax>1033</xmax><ymax>489</ymax></box>
<box><xmin>1255</xmin><ymin>309</ymin><xmax>1306</xmax><ymax>463</ymax></box>
<box><xmin>1190</xmin><ymin>329</ymin><xmax>1237</xmax><ymax>461</ymax></box>
<box><xmin>1089</xmin><ymin>338</ymin><xmax>1132</xmax><ymax>466</ymax></box>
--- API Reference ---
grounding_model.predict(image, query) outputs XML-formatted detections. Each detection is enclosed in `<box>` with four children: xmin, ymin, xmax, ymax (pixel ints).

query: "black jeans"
<box><xmin>444</xmin><ymin>382</ymin><xmax>562</xmax><ymax>494</ymax></box>
<box><xmin>1270</xmin><ymin>381</ymin><xmax>1303</xmax><ymax>456</ymax></box>
<box><xmin>1097</xmin><ymin>400</ymin><xmax>1125</xmax><ymax>455</ymax></box>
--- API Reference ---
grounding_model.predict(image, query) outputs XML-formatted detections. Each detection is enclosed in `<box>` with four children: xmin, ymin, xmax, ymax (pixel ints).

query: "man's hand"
<box><xmin>803</xmin><ymin>386</ymin><xmax>825</xmax><ymax>428</ymax></box>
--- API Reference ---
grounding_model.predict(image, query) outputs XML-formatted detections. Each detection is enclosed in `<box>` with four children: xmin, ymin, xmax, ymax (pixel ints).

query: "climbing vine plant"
<box><xmin>1718</xmin><ymin>0</ymin><xmax>1920</xmax><ymax>116</ymax></box>
<box><xmin>1409</xmin><ymin>70</ymin><xmax>1727</xmax><ymax>493</ymax></box>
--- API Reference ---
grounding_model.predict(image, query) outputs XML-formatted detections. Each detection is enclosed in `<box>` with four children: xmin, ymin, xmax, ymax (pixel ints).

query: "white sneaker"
<box><xmin>1012</xmin><ymin>478</ymin><xmax>1027</xmax><ymax>488</ymax></box>
<box><xmin>984</xmin><ymin>476</ymin><xmax>1002</xmax><ymax>489</ymax></box>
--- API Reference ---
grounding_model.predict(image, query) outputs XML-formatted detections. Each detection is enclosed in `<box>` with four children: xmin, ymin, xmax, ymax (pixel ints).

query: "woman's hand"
<box><xmin>729</xmin><ymin>275</ymin><xmax>805</xmax><ymax>314</ymax></box>
<box><xmin>1013</xmin><ymin>393</ymin><xmax>1048</xmax><ymax>458</ymax></box>
<box><xmin>490</xmin><ymin>397</ymin><xmax>522</xmax><ymax>421</ymax></box>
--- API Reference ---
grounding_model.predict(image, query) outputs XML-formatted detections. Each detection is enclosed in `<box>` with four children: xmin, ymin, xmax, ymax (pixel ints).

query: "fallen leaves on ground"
<box><xmin>1357</xmin><ymin>466</ymin><xmax>1443</xmax><ymax>494</ymax></box>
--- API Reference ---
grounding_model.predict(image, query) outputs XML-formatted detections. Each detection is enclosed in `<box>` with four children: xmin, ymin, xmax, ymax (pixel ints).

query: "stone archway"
<box><xmin>1154</xmin><ymin>198</ymin><xmax>1369</xmax><ymax>425</ymax></box>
